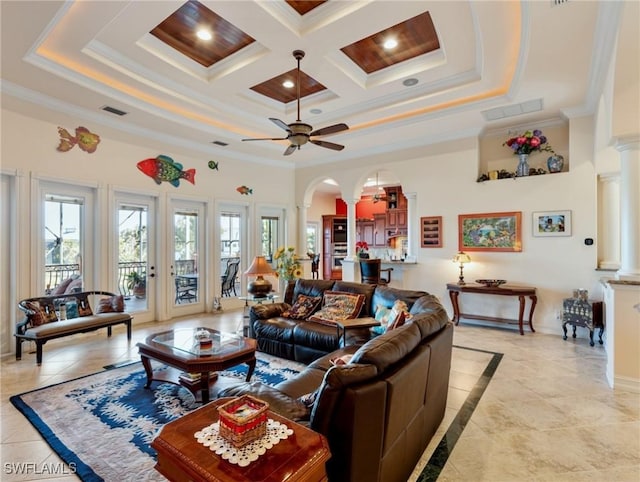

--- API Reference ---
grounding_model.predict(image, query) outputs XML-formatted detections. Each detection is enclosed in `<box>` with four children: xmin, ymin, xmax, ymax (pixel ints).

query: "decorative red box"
<box><xmin>217</xmin><ymin>395</ymin><xmax>269</xmax><ymax>447</ymax></box>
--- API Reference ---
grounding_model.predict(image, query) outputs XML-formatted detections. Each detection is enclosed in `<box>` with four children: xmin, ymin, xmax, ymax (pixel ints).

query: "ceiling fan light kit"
<box><xmin>242</xmin><ymin>50</ymin><xmax>349</xmax><ymax>155</ymax></box>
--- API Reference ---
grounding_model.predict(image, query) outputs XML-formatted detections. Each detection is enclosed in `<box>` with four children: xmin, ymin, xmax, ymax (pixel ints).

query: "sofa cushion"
<box><xmin>96</xmin><ymin>295</ymin><xmax>125</xmax><ymax>313</ymax></box>
<box><xmin>217</xmin><ymin>381</ymin><xmax>310</xmax><ymax>421</ymax></box>
<box><xmin>350</xmin><ymin>322</ymin><xmax>422</xmax><ymax>373</ymax></box>
<box><xmin>282</xmin><ymin>294</ymin><xmax>322</xmax><ymax>320</ymax></box>
<box><xmin>293</xmin><ymin>322</ymin><xmax>341</xmax><ymax>353</ymax></box>
<box><xmin>253</xmin><ymin>317</ymin><xmax>297</xmax><ymax>343</ymax></box>
<box><xmin>371</xmin><ymin>285</ymin><xmax>428</xmax><ymax>316</ymax></box>
<box><xmin>50</xmin><ymin>277</ymin><xmax>74</xmax><ymax>296</ymax></box>
<box><xmin>291</xmin><ymin>279</ymin><xmax>335</xmax><ymax>304</ymax></box>
<box><xmin>308</xmin><ymin>291</ymin><xmax>365</xmax><ymax>324</ymax></box>
<box><xmin>331</xmin><ymin>281</ymin><xmax>376</xmax><ymax>317</ymax></box>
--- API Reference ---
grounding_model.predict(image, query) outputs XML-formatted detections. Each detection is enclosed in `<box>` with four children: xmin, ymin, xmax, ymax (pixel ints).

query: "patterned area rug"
<box><xmin>9</xmin><ymin>353</ymin><xmax>305</xmax><ymax>482</ymax></box>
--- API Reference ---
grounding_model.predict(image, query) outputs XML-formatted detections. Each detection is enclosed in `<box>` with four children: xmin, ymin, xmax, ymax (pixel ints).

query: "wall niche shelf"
<box><xmin>478</xmin><ymin>122</ymin><xmax>570</xmax><ymax>180</ymax></box>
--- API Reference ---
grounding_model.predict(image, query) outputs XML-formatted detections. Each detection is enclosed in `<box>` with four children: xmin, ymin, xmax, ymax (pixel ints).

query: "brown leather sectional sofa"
<box><xmin>222</xmin><ymin>279</ymin><xmax>454</xmax><ymax>482</ymax></box>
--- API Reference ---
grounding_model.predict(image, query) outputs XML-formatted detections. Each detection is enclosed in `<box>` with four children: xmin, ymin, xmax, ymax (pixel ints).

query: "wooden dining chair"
<box><xmin>359</xmin><ymin>259</ymin><xmax>392</xmax><ymax>285</ymax></box>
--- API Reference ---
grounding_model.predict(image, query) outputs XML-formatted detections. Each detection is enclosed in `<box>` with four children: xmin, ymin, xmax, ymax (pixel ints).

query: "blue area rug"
<box><xmin>9</xmin><ymin>353</ymin><xmax>305</xmax><ymax>482</ymax></box>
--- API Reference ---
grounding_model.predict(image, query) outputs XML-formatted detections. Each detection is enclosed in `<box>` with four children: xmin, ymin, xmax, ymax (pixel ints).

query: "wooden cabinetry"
<box><xmin>384</xmin><ymin>186</ymin><xmax>407</xmax><ymax>234</ymax></box>
<box><xmin>373</xmin><ymin>213</ymin><xmax>387</xmax><ymax>246</ymax></box>
<box><xmin>356</xmin><ymin>220</ymin><xmax>374</xmax><ymax>246</ymax></box>
<box><xmin>322</xmin><ymin>215</ymin><xmax>346</xmax><ymax>280</ymax></box>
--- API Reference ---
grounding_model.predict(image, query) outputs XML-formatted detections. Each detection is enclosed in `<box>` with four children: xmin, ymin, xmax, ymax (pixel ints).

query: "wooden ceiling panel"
<box><xmin>340</xmin><ymin>11</ymin><xmax>440</xmax><ymax>74</ymax></box>
<box><xmin>150</xmin><ymin>0</ymin><xmax>254</xmax><ymax>68</ymax></box>
<box><xmin>250</xmin><ymin>69</ymin><xmax>326</xmax><ymax>104</ymax></box>
<box><xmin>285</xmin><ymin>1</ymin><xmax>326</xmax><ymax>15</ymax></box>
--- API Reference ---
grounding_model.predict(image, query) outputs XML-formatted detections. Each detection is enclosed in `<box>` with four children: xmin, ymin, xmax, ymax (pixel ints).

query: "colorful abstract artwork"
<box><xmin>458</xmin><ymin>211</ymin><xmax>522</xmax><ymax>252</ymax></box>
<box><xmin>57</xmin><ymin>126</ymin><xmax>101</xmax><ymax>153</ymax></box>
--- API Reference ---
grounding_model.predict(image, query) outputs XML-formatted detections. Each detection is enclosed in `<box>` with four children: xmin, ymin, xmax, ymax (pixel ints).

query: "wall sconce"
<box><xmin>245</xmin><ymin>256</ymin><xmax>275</xmax><ymax>297</ymax></box>
<box><xmin>452</xmin><ymin>251</ymin><xmax>471</xmax><ymax>285</ymax></box>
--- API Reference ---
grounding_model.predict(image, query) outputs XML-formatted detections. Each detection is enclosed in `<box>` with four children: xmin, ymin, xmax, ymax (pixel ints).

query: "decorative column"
<box><xmin>405</xmin><ymin>191</ymin><xmax>417</xmax><ymax>259</ymax></box>
<box><xmin>615</xmin><ymin>136</ymin><xmax>640</xmax><ymax>281</ymax></box>
<box><xmin>597</xmin><ymin>174</ymin><xmax>621</xmax><ymax>270</ymax></box>
<box><xmin>298</xmin><ymin>203</ymin><xmax>311</xmax><ymax>278</ymax></box>
<box><xmin>341</xmin><ymin>199</ymin><xmax>359</xmax><ymax>282</ymax></box>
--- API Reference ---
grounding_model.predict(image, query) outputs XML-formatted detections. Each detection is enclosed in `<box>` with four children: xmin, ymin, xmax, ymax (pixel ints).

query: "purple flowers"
<box><xmin>503</xmin><ymin>129</ymin><xmax>552</xmax><ymax>155</ymax></box>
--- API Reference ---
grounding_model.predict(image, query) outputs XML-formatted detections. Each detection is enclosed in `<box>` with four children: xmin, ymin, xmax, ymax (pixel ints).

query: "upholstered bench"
<box><xmin>16</xmin><ymin>290</ymin><xmax>132</xmax><ymax>365</ymax></box>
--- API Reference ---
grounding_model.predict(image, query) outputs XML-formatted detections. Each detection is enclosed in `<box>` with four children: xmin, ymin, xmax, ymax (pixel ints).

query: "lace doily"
<box><xmin>194</xmin><ymin>418</ymin><xmax>293</xmax><ymax>467</ymax></box>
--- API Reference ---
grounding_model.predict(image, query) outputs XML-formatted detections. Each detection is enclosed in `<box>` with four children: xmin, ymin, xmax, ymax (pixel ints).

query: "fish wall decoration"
<box><xmin>137</xmin><ymin>155</ymin><xmax>196</xmax><ymax>187</ymax></box>
<box><xmin>236</xmin><ymin>185</ymin><xmax>253</xmax><ymax>195</ymax></box>
<box><xmin>208</xmin><ymin>160</ymin><xmax>219</xmax><ymax>170</ymax></box>
<box><xmin>57</xmin><ymin>126</ymin><xmax>101</xmax><ymax>153</ymax></box>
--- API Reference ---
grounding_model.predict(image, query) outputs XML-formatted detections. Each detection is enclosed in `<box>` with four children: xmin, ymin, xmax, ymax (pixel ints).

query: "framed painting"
<box><xmin>421</xmin><ymin>216</ymin><xmax>442</xmax><ymax>248</ymax></box>
<box><xmin>532</xmin><ymin>210</ymin><xmax>571</xmax><ymax>237</ymax></box>
<box><xmin>458</xmin><ymin>211</ymin><xmax>522</xmax><ymax>252</ymax></box>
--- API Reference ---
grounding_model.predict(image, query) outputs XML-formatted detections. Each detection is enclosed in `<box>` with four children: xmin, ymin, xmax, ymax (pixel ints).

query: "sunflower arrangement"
<box><xmin>274</xmin><ymin>246</ymin><xmax>303</xmax><ymax>281</ymax></box>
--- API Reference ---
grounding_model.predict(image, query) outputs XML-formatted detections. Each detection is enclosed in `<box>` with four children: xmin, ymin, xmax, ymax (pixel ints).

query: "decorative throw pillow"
<box><xmin>371</xmin><ymin>305</ymin><xmax>392</xmax><ymax>335</ymax></box>
<box><xmin>298</xmin><ymin>389</ymin><xmax>319</xmax><ymax>409</ymax></box>
<box><xmin>76</xmin><ymin>297</ymin><xmax>93</xmax><ymax>317</ymax></box>
<box><xmin>282</xmin><ymin>294</ymin><xmax>322</xmax><ymax>320</ymax></box>
<box><xmin>24</xmin><ymin>300</ymin><xmax>58</xmax><ymax>327</ymax></box>
<box><xmin>96</xmin><ymin>295</ymin><xmax>125</xmax><ymax>314</ymax></box>
<box><xmin>65</xmin><ymin>300</ymin><xmax>79</xmax><ymax>319</ymax></box>
<box><xmin>330</xmin><ymin>354</ymin><xmax>353</xmax><ymax>366</ymax></box>
<box><xmin>308</xmin><ymin>291</ymin><xmax>365</xmax><ymax>325</ymax></box>
<box><xmin>50</xmin><ymin>277</ymin><xmax>74</xmax><ymax>296</ymax></box>
<box><xmin>64</xmin><ymin>275</ymin><xmax>83</xmax><ymax>294</ymax></box>
<box><xmin>388</xmin><ymin>299</ymin><xmax>412</xmax><ymax>331</ymax></box>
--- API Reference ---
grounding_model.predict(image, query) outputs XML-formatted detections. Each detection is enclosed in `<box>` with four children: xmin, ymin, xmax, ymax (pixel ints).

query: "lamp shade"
<box><xmin>245</xmin><ymin>256</ymin><xmax>275</xmax><ymax>276</ymax></box>
<box><xmin>245</xmin><ymin>256</ymin><xmax>274</xmax><ymax>297</ymax></box>
<box><xmin>452</xmin><ymin>251</ymin><xmax>471</xmax><ymax>264</ymax></box>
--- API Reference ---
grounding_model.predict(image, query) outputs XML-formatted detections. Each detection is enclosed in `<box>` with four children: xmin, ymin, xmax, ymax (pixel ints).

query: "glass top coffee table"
<box><xmin>137</xmin><ymin>327</ymin><xmax>257</xmax><ymax>403</ymax></box>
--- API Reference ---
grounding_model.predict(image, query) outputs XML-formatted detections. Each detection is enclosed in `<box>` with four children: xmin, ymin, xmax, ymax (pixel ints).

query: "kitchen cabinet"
<box><xmin>384</xmin><ymin>186</ymin><xmax>407</xmax><ymax>232</ymax></box>
<box><xmin>373</xmin><ymin>213</ymin><xmax>387</xmax><ymax>246</ymax></box>
<box><xmin>322</xmin><ymin>215</ymin><xmax>347</xmax><ymax>280</ymax></box>
<box><xmin>356</xmin><ymin>220</ymin><xmax>374</xmax><ymax>246</ymax></box>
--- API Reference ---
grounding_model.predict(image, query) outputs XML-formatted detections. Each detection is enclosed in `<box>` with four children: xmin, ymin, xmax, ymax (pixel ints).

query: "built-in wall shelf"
<box><xmin>478</xmin><ymin>122</ymin><xmax>570</xmax><ymax>180</ymax></box>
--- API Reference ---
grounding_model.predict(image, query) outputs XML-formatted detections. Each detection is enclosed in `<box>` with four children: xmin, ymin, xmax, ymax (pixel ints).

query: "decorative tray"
<box><xmin>475</xmin><ymin>279</ymin><xmax>506</xmax><ymax>288</ymax></box>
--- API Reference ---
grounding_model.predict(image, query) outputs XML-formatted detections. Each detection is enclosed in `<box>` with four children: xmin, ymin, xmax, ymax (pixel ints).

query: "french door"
<box><xmin>170</xmin><ymin>199</ymin><xmax>206</xmax><ymax>317</ymax></box>
<box><xmin>115</xmin><ymin>193</ymin><xmax>157</xmax><ymax>322</ymax></box>
<box><xmin>219</xmin><ymin>203</ymin><xmax>248</xmax><ymax>304</ymax></box>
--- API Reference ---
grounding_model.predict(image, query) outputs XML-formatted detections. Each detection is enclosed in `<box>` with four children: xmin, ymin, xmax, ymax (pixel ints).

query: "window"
<box><xmin>306</xmin><ymin>222</ymin><xmax>319</xmax><ymax>255</ymax></box>
<box><xmin>44</xmin><ymin>195</ymin><xmax>83</xmax><ymax>292</ymax></box>
<box><xmin>261</xmin><ymin>216</ymin><xmax>279</xmax><ymax>262</ymax></box>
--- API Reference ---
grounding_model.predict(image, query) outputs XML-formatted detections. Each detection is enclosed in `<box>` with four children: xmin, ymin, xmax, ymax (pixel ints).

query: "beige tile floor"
<box><xmin>1</xmin><ymin>310</ymin><xmax>639</xmax><ymax>481</ymax></box>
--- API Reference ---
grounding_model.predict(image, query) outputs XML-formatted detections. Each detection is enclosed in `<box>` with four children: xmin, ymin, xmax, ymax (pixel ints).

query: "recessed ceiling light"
<box><xmin>403</xmin><ymin>78</ymin><xmax>419</xmax><ymax>87</ymax></box>
<box><xmin>283</xmin><ymin>80</ymin><xmax>294</xmax><ymax>89</ymax></box>
<box><xmin>196</xmin><ymin>29</ymin><xmax>212</xmax><ymax>41</ymax></box>
<box><xmin>310</xmin><ymin>108</ymin><xmax>322</xmax><ymax>115</ymax></box>
<box><xmin>383</xmin><ymin>38</ymin><xmax>398</xmax><ymax>50</ymax></box>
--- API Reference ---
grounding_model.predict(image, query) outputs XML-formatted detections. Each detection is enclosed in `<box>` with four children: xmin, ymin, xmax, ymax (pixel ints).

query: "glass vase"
<box><xmin>516</xmin><ymin>153</ymin><xmax>530</xmax><ymax>177</ymax></box>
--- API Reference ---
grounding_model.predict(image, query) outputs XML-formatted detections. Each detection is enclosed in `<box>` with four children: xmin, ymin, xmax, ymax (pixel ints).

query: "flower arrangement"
<box><xmin>274</xmin><ymin>246</ymin><xmax>303</xmax><ymax>281</ymax></box>
<box><xmin>356</xmin><ymin>241</ymin><xmax>369</xmax><ymax>257</ymax></box>
<box><xmin>503</xmin><ymin>129</ymin><xmax>553</xmax><ymax>155</ymax></box>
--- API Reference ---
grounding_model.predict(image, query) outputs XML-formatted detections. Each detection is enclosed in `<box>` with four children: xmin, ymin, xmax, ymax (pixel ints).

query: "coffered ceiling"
<box><xmin>0</xmin><ymin>1</ymin><xmax>629</xmax><ymax>168</ymax></box>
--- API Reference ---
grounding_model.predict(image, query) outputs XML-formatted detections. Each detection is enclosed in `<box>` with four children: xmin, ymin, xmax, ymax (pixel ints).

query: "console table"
<box><xmin>447</xmin><ymin>283</ymin><xmax>538</xmax><ymax>335</ymax></box>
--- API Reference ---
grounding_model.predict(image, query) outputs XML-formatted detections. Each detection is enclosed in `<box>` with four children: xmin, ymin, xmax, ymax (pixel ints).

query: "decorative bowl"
<box><xmin>475</xmin><ymin>279</ymin><xmax>506</xmax><ymax>288</ymax></box>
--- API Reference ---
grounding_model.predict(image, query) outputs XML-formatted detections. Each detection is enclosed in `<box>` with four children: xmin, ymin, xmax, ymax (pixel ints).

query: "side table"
<box><xmin>562</xmin><ymin>298</ymin><xmax>604</xmax><ymax>346</ymax></box>
<box><xmin>238</xmin><ymin>294</ymin><xmax>279</xmax><ymax>336</ymax></box>
<box><xmin>151</xmin><ymin>397</ymin><xmax>331</xmax><ymax>482</ymax></box>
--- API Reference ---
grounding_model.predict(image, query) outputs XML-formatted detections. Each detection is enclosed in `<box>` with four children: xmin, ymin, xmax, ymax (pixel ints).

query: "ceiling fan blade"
<box><xmin>242</xmin><ymin>137</ymin><xmax>289</xmax><ymax>141</ymax></box>
<box><xmin>283</xmin><ymin>144</ymin><xmax>297</xmax><ymax>156</ymax></box>
<box><xmin>270</xmin><ymin>118</ymin><xmax>292</xmax><ymax>133</ymax></box>
<box><xmin>310</xmin><ymin>123</ymin><xmax>349</xmax><ymax>137</ymax></box>
<box><xmin>310</xmin><ymin>139</ymin><xmax>345</xmax><ymax>151</ymax></box>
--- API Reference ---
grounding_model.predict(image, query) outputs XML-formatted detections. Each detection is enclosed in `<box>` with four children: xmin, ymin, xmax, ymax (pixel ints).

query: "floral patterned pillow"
<box><xmin>308</xmin><ymin>291</ymin><xmax>365</xmax><ymax>325</ymax></box>
<box><xmin>24</xmin><ymin>300</ymin><xmax>58</xmax><ymax>327</ymax></box>
<box><xmin>96</xmin><ymin>295</ymin><xmax>125</xmax><ymax>313</ymax></box>
<box><xmin>282</xmin><ymin>294</ymin><xmax>322</xmax><ymax>320</ymax></box>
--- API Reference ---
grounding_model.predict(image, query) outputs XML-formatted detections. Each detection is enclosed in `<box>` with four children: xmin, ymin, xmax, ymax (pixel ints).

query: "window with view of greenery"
<box><xmin>306</xmin><ymin>222</ymin><xmax>318</xmax><ymax>255</ymax></box>
<box><xmin>261</xmin><ymin>216</ymin><xmax>279</xmax><ymax>262</ymax></box>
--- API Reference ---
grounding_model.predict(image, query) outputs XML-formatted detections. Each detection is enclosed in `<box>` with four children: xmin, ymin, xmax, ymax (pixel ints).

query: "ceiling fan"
<box><xmin>371</xmin><ymin>172</ymin><xmax>387</xmax><ymax>203</ymax></box>
<box><xmin>242</xmin><ymin>50</ymin><xmax>349</xmax><ymax>156</ymax></box>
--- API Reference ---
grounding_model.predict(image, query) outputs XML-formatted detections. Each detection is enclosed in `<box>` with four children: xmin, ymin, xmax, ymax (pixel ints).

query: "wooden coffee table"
<box><xmin>152</xmin><ymin>397</ymin><xmax>331</xmax><ymax>482</ymax></box>
<box><xmin>137</xmin><ymin>328</ymin><xmax>257</xmax><ymax>403</ymax></box>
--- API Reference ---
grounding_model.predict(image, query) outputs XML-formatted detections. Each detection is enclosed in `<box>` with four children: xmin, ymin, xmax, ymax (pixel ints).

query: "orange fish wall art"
<box><xmin>236</xmin><ymin>185</ymin><xmax>253</xmax><ymax>195</ymax></box>
<box><xmin>57</xmin><ymin>126</ymin><xmax>101</xmax><ymax>153</ymax></box>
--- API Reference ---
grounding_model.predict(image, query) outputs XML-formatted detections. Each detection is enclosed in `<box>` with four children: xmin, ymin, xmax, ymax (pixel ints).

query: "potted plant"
<box><xmin>127</xmin><ymin>271</ymin><xmax>146</xmax><ymax>299</ymax></box>
<box><xmin>356</xmin><ymin>241</ymin><xmax>370</xmax><ymax>258</ymax></box>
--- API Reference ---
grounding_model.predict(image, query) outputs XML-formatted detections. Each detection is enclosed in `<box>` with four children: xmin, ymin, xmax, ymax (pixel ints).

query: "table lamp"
<box><xmin>245</xmin><ymin>256</ymin><xmax>274</xmax><ymax>297</ymax></box>
<box><xmin>452</xmin><ymin>251</ymin><xmax>471</xmax><ymax>285</ymax></box>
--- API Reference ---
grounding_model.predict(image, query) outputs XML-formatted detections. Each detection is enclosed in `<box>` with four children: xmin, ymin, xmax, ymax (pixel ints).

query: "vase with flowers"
<box><xmin>274</xmin><ymin>246</ymin><xmax>303</xmax><ymax>282</ymax></box>
<box><xmin>356</xmin><ymin>241</ymin><xmax>370</xmax><ymax>259</ymax></box>
<box><xmin>503</xmin><ymin>129</ymin><xmax>554</xmax><ymax>177</ymax></box>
